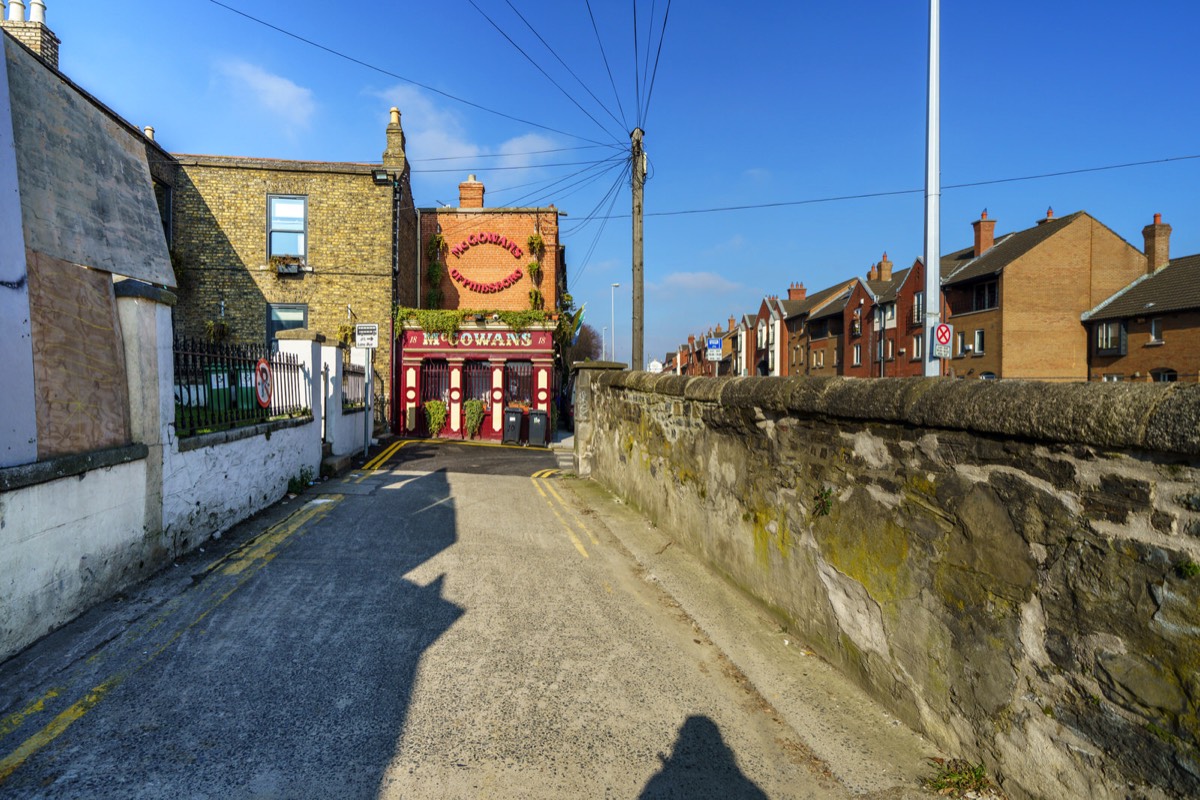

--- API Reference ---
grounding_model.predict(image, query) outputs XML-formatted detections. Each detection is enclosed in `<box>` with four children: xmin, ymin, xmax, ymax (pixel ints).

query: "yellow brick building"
<box><xmin>170</xmin><ymin>109</ymin><xmax>417</xmax><ymax>414</ymax></box>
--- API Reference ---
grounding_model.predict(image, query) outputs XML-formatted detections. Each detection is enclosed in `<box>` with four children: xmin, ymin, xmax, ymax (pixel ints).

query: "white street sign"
<box><xmin>356</xmin><ymin>323</ymin><xmax>379</xmax><ymax>349</ymax></box>
<box><xmin>933</xmin><ymin>322</ymin><xmax>953</xmax><ymax>359</ymax></box>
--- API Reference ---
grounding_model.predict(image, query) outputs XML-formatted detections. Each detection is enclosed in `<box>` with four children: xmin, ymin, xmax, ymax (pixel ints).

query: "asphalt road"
<box><xmin>0</xmin><ymin>440</ymin><xmax>932</xmax><ymax>799</ymax></box>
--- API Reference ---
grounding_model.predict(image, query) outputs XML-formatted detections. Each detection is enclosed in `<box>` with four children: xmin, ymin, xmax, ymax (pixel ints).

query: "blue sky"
<box><xmin>47</xmin><ymin>0</ymin><xmax>1200</xmax><ymax>366</ymax></box>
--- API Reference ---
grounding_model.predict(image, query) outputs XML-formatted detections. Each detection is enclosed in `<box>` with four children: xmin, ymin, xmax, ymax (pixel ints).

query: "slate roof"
<box><xmin>779</xmin><ymin>279</ymin><xmax>856</xmax><ymax>319</ymax></box>
<box><xmin>808</xmin><ymin>289</ymin><xmax>852</xmax><ymax>321</ymax></box>
<box><xmin>940</xmin><ymin>211</ymin><xmax>1085</xmax><ymax>286</ymax></box>
<box><xmin>875</xmin><ymin>267</ymin><xmax>913</xmax><ymax>302</ymax></box>
<box><xmin>1083</xmin><ymin>254</ymin><xmax>1200</xmax><ymax>321</ymax></box>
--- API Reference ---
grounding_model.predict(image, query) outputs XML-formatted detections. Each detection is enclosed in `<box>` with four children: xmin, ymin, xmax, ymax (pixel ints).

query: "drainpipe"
<box><xmin>414</xmin><ymin>207</ymin><xmax>422</xmax><ymax>309</ymax></box>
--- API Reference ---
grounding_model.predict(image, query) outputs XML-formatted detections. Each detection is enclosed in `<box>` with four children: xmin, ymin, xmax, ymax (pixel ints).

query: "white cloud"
<box><xmin>215</xmin><ymin>60</ymin><xmax>315</xmax><ymax>129</ymax></box>
<box><xmin>651</xmin><ymin>271</ymin><xmax>742</xmax><ymax>294</ymax></box>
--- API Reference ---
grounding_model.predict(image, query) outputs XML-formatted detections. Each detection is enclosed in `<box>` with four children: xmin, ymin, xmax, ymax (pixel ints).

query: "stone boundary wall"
<box><xmin>576</xmin><ymin>371</ymin><xmax>1200</xmax><ymax>800</ymax></box>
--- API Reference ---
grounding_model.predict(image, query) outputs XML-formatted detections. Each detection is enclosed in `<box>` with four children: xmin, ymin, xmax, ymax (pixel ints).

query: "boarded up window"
<box><xmin>26</xmin><ymin>251</ymin><xmax>131</xmax><ymax>458</ymax></box>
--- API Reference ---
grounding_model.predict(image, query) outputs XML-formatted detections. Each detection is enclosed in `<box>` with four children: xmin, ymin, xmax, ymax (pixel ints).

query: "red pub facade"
<box><xmin>393</xmin><ymin>175</ymin><xmax>564</xmax><ymax>442</ymax></box>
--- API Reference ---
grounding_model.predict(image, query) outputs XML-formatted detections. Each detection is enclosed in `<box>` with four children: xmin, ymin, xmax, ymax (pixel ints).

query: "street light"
<box><xmin>611</xmin><ymin>283</ymin><xmax>620</xmax><ymax>362</ymax></box>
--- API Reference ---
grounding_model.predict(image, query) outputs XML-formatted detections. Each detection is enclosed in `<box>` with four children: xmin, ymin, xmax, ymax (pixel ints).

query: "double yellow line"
<box><xmin>530</xmin><ymin>470</ymin><xmax>598</xmax><ymax>559</ymax></box>
<box><xmin>0</xmin><ymin>496</ymin><xmax>342</xmax><ymax>786</ymax></box>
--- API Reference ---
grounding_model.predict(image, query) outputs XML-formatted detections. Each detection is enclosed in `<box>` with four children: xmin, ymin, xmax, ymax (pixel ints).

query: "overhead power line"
<box><xmin>501</xmin><ymin>0</ymin><xmax>627</xmax><ymax>136</ymax></box>
<box><xmin>410</xmin><ymin>144</ymin><xmax>611</xmax><ymax>163</ymax></box>
<box><xmin>466</xmin><ymin>0</ymin><xmax>625</xmax><ymax>146</ymax></box>
<box><xmin>204</xmin><ymin>0</ymin><xmax>622</xmax><ymax>149</ymax></box>
<box><xmin>563</xmin><ymin>154</ymin><xmax>1200</xmax><ymax>222</ymax></box>
<box><xmin>411</xmin><ymin>158</ymin><xmax>624</xmax><ymax>174</ymax></box>
<box><xmin>585</xmin><ymin>0</ymin><xmax>629</xmax><ymax>131</ymax></box>
<box><xmin>642</xmin><ymin>0</ymin><xmax>673</xmax><ymax>128</ymax></box>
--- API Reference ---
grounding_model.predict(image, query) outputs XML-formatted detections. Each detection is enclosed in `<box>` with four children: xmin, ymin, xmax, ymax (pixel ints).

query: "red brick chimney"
<box><xmin>1037</xmin><ymin>206</ymin><xmax>1055</xmax><ymax>226</ymax></box>
<box><xmin>972</xmin><ymin>210</ymin><xmax>995</xmax><ymax>257</ymax></box>
<box><xmin>458</xmin><ymin>174</ymin><xmax>484</xmax><ymax>209</ymax></box>
<box><xmin>878</xmin><ymin>251</ymin><xmax>893</xmax><ymax>282</ymax></box>
<box><xmin>867</xmin><ymin>263</ymin><xmax>879</xmax><ymax>281</ymax></box>
<box><xmin>728</xmin><ymin>315</ymin><xmax>737</xmax><ymax>330</ymax></box>
<box><xmin>787</xmin><ymin>282</ymin><xmax>807</xmax><ymax>301</ymax></box>
<box><xmin>1143</xmin><ymin>213</ymin><xmax>1172</xmax><ymax>274</ymax></box>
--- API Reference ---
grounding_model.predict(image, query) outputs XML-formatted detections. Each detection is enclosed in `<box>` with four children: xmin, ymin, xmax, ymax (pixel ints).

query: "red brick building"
<box><xmin>394</xmin><ymin>176</ymin><xmax>564</xmax><ymax>441</ymax></box>
<box><xmin>1084</xmin><ymin>215</ymin><xmax>1200</xmax><ymax>382</ymax></box>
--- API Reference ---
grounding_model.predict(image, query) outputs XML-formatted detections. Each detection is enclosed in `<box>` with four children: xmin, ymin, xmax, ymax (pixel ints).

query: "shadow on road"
<box><xmin>639</xmin><ymin>715</ymin><xmax>768</xmax><ymax>799</ymax></box>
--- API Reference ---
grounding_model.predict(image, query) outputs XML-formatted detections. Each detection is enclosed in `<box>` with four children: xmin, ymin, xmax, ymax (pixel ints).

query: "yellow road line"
<box><xmin>540</xmin><ymin>478</ymin><xmax>599</xmax><ymax>545</ymax></box>
<box><xmin>532</xmin><ymin>468</ymin><xmax>560</xmax><ymax>478</ymax></box>
<box><xmin>362</xmin><ymin>439</ymin><xmax>406</xmax><ymax>471</ymax></box>
<box><xmin>531</xmin><ymin>477</ymin><xmax>588</xmax><ymax>558</ymax></box>
<box><xmin>0</xmin><ymin>496</ymin><xmax>341</xmax><ymax>786</ymax></box>
<box><xmin>0</xmin><ymin>677</ymin><xmax>121</xmax><ymax>783</ymax></box>
<box><xmin>0</xmin><ymin>690</ymin><xmax>60</xmax><ymax>741</ymax></box>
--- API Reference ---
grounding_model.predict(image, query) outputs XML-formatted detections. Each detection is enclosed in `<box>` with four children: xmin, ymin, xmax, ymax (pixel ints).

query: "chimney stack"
<box><xmin>1143</xmin><ymin>213</ymin><xmax>1172</xmax><ymax>274</ymax></box>
<box><xmin>1037</xmin><ymin>206</ymin><xmax>1055</xmax><ymax>225</ymax></box>
<box><xmin>382</xmin><ymin>106</ymin><xmax>408</xmax><ymax>175</ymax></box>
<box><xmin>867</xmin><ymin>263</ymin><xmax>879</xmax><ymax>281</ymax></box>
<box><xmin>787</xmin><ymin>282</ymin><xmax>806</xmax><ymax>301</ymax></box>
<box><xmin>1</xmin><ymin>0</ymin><xmax>59</xmax><ymax>70</ymax></box>
<box><xmin>972</xmin><ymin>209</ymin><xmax>995</xmax><ymax>257</ymax></box>
<box><xmin>459</xmin><ymin>174</ymin><xmax>484</xmax><ymax>209</ymax></box>
<box><xmin>878</xmin><ymin>251</ymin><xmax>893</xmax><ymax>282</ymax></box>
<box><xmin>728</xmin><ymin>316</ymin><xmax>736</xmax><ymax>331</ymax></box>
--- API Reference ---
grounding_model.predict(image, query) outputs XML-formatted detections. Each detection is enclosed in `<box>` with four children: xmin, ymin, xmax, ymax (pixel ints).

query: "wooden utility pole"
<box><xmin>631</xmin><ymin>127</ymin><xmax>645</xmax><ymax>371</ymax></box>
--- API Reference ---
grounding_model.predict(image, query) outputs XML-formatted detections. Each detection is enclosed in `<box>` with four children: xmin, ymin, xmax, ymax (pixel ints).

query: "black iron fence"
<box><xmin>173</xmin><ymin>337</ymin><xmax>308</xmax><ymax>438</ymax></box>
<box><xmin>342</xmin><ymin>350</ymin><xmax>366</xmax><ymax>409</ymax></box>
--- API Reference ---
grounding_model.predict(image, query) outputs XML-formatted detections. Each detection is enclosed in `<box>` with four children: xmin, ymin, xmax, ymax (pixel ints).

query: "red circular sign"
<box><xmin>935</xmin><ymin>324</ymin><xmax>952</xmax><ymax>346</ymax></box>
<box><xmin>254</xmin><ymin>358</ymin><xmax>273</xmax><ymax>408</ymax></box>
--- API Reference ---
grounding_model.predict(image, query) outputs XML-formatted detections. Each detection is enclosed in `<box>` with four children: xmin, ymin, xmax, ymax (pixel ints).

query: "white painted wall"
<box><xmin>0</xmin><ymin>35</ymin><xmax>38</xmax><ymax>467</ymax></box>
<box><xmin>160</xmin><ymin>421</ymin><xmax>319</xmax><ymax>549</ymax></box>
<box><xmin>0</xmin><ymin>460</ymin><xmax>149</xmax><ymax>660</ymax></box>
<box><xmin>321</xmin><ymin>344</ymin><xmax>366</xmax><ymax>457</ymax></box>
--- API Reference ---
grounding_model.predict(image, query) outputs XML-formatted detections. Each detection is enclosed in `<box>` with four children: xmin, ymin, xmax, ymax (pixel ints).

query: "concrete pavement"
<box><xmin>0</xmin><ymin>439</ymin><xmax>935</xmax><ymax>798</ymax></box>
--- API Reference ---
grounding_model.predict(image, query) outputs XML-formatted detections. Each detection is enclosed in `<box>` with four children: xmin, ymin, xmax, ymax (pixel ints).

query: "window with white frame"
<box><xmin>912</xmin><ymin>292</ymin><xmax>925</xmax><ymax>324</ymax></box>
<box><xmin>973</xmin><ymin>329</ymin><xmax>986</xmax><ymax>354</ymax></box>
<box><xmin>817</xmin><ymin>350</ymin><xmax>824</xmax><ymax>368</ymax></box>
<box><xmin>1150</xmin><ymin>318</ymin><xmax>1163</xmax><ymax>343</ymax></box>
<box><xmin>885</xmin><ymin>303</ymin><xmax>896</xmax><ymax>322</ymax></box>
<box><xmin>1152</xmin><ymin>368</ymin><xmax>1177</xmax><ymax>382</ymax></box>
<box><xmin>886</xmin><ymin>338</ymin><xmax>894</xmax><ymax>360</ymax></box>
<box><xmin>956</xmin><ymin>331</ymin><xmax>966</xmax><ymax>356</ymax></box>
<box><xmin>853</xmin><ymin>344</ymin><xmax>861</xmax><ymax>366</ymax></box>
<box><xmin>268</xmin><ymin>196</ymin><xmax>307</xmax><ymax>261</ymax></box>
<box><xmin>912</xmin><ymin>333</ymin><xmax>924</xmax><ymax>359</ymax></box>
<box><xmin>1096</xmin><ymin>321</ymin><xmax>1125</xmax><ymax>355</ymax></box>
<box><xmin>1102</xmin><ymin>374</ymin><xmax>1123</xmax><ymax>383</ymax></box>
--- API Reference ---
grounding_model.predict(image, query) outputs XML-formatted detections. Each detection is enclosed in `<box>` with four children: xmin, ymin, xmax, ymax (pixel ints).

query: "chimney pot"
<box><xmin>143</xmin><ymin>126</ymin><xmax>155</xmax><ymax>141</ymax></box>
<box><xmin>1154</xmin><ymin>212</ymin><xmax>1162</xmax><ymax>225</ymax></box>
<box><xmin>7</xmin><ymin>0</ymin><xmax>26</xmax><ymax>22</ymax></box>
<box><xmin>389</xmin><ymin>107</ymin><xmax>400</xmax><ymax>126</ymax></box>
<box><xmin>29</xmin><ymin>0</ymin><xmax>43</xmax><ymax>24</ymax></box>
<box><xmin>1046</xmin><ymin>206</ymin><xmax>1054</xmax><ymax>219</ymax></box>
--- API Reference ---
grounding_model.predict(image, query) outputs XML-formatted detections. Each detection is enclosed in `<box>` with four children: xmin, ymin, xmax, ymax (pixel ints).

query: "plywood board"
<box><xmin>27</xmin><ymin>250</ymin><xmax>131</xmax><ymax>458</ymax></box>
<box><xmin>3</xmin><ymin>35</ymin><xmax>175</xmax><ymax>287</ymax></box>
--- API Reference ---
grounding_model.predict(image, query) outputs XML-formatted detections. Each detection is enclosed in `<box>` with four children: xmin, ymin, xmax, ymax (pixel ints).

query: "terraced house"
<box><xmin>1083</xmin><ymin>214</ymin><xmax>1200</xmax><ymax>382</ymax></box>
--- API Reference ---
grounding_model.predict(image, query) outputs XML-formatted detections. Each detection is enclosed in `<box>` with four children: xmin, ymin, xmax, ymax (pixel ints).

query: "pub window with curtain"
<box><xmin>268</xmin><ymin>196</ymin><xmax>307</xmax><ymax>261</ymax></box>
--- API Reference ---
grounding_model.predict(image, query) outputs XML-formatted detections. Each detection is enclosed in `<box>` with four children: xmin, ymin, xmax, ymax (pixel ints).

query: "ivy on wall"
<box><xmin>394</xmin><ymin>307</ymin><xmax>555</xmax><ymax>337</ymax></box>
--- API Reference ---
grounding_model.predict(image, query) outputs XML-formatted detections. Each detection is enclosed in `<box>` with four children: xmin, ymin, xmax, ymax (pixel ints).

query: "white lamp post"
<box><xmin>611</xmin><ymin>283</ymin><xmax>620</xmax><ymax>362</ymax></box>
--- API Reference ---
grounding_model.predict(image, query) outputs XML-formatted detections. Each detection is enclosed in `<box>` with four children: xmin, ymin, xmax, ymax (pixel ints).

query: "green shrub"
<box><xmin>464</xmin><ymin>399</ymin><xmax>486</xmax><ymax>439</ymax></box>
<box><xmin>424</xmin><ymin>400</ymin><xmax>448</xmax><ymax>437</ymax></box>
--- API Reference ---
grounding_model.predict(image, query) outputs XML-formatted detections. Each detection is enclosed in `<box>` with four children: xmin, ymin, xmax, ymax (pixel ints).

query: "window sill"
<box><xmin>1145</xmin><ymin>340</ymin><xmax>1164</xmax><ymax>347</ymax></box>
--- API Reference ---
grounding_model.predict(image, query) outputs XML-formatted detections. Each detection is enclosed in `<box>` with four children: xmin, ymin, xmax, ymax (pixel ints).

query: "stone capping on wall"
<box><xmin>114</xmin><ymin>279</ymin><xmax>177</xmax><ymax>306</ymax></box>
<box><xmin>596</xmin><ymin>373</ymin><xmax>1200</xmax><ymax>456</ymax></box>
<box><xmin>176</xmin><ymin>415</ymin><xmax>311</xmax><ymax>454</ymax></box>
<box><xmin>275</xmin><ymin>329</ymin><xmax>327</xmax><ymax>343</ymax></box>
<box><xmin>0</xmin><ymin>443</ymin><xmax>149</xmax><ymax>492</ymax></box>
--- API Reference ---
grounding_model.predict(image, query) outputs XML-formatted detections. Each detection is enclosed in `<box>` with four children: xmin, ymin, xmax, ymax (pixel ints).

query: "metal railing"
<box><xmin>173</xmin><ymin>337</ymin><xmax>308</xmax><ymax>438</ymax></box>
<box><xmin>342</xmin><ymin>350</ymin><xmax>366</xmax><ymax>410</ymax></box>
